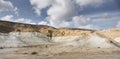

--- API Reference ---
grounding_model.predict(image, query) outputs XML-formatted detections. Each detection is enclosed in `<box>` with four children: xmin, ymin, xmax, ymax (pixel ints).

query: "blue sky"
<box><xmin>0</xmin><ymin>0</ymin><xmax>120</xmax><ymax>29</ymax></box>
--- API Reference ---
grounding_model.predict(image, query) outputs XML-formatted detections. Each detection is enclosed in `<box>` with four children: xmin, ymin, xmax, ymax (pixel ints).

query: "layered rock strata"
<box><xmin>0</xmin><ymin>20</ymin><xmax>120</xmax><ymax>48</ymax></box>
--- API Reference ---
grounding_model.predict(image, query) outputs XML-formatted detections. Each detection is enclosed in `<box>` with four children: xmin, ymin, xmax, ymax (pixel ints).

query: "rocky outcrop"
<box><xmin>0</xmin><ymin>20</ymin><xmax>120</xmax><ymax>48</ymax></box>
<box><xmin>0</xmin><ymin>20</ymin><xmax>55</xmax><ymax>33</ymax></box>
<box><xmin>0</xmin><ymin>20</ymin><xmax>94</xmax><ymax>37</ymax></box>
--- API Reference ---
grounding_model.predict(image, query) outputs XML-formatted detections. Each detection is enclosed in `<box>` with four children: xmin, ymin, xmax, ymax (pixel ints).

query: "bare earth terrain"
<box><xmin>0</xmin><ymin>21</ymin><xmax>120</xmax><ymax>59</ymax></box>
<box><xmin>0</xmin><ymin>44</ymin><xmax>120</xmax><ymax>59</ymax></box>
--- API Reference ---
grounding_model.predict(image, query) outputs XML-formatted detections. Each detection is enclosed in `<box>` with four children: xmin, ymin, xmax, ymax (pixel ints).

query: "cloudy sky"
<box><xmin>0</xmin><ymin>0</ymin><xmax>120</xmax><ymax>29</ymax></box>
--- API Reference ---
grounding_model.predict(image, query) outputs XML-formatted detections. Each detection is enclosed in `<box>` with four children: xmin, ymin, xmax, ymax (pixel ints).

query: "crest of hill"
<box><xmin>0</xmin><ymin>20</ymin><xmax>95</xmax><ymax>37</ymax></box>
<box><xmin>0</xmin><ymin>20</ymin><xmax>56</xmax><ymax>33</ymax></box>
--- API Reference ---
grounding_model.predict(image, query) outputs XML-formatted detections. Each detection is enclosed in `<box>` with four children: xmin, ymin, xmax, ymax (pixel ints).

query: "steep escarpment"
<box><xmin>0</xmin><ymin>20</ymin><xmax>120</xmax><ymax>48</ymax></box>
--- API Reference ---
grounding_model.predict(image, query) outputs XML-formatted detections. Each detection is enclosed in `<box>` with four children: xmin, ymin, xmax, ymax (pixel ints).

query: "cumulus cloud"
<box><xmin>0</xmin><ymin>15</ymin><xmax>35</xmax><ymax>24</ymax></box>
<box><xmin>47</xmin><ymin>0</ymin><xmax>77</xmax><ymax>20</ymax></box>
<box><xmin>0</xmin><ymin>0</ymin><xmax>14</xmax><ymax>11</ymax></box>
<box><xmin>30</xmin><ymin>0</ymin><xmax>110</xmax><ymax>29</ymax></box>
<box><xmin>47</xmin><ymin>0</ymin><xmax>77</xmax><ymax>27</ymax></box>
<box><xmin>0</xmin><ymin>15</ymin><xmax>14</xmax><ymax>21</ymax></box>
<box><xmin>0</xmin><ymin>0</ymin><xmax>18</xmax><ymax>15</ymax></box>
<box><xmin>72</xmin><ymin>16</ymin><xmax>100</xmax><ymax>29</ymax></box>
<box><xmin>30</xmin><ymin>0</ymin><xmax>108</xmax><ymax>16</ymax></box>
<box><xmin>30</xmin><ymin>0</ymin><xmax>52</xmax><ymax>16</ymax></box>
<box><xmin>72</xmin><ymin>16</ymin><xmax>91</xmax><ymax>27</ymax></box>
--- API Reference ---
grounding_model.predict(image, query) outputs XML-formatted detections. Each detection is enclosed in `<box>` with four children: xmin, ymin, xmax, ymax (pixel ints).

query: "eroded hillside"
<box><xmin>0</xmin><ymin>20</ymin><xmax>94</xmax><ymax>37</ymax></box>
<box><xmin>0</xmin><ymin>20</ymin><xmax>120</xmax><ymax>48</ymax></box>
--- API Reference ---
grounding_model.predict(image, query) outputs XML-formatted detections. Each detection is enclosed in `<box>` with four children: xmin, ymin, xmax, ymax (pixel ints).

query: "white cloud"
<box><xmin>30</xmin><ymin>0</ymin><xmax>52</xmax><ymax>16</ymax></box>
<box><xmin>50</xmin><ymin>20</ymin><xmax>72</xmax><ymax>28</ymax></box>
<box><xmin>29</xmin><ymin>0</ymin><xmax>109</xmax><ymax>29</ymax></box>
<box><xmin>75</xmin><ymin>0</ymin><xmax>106</xmax><ymax>7</ymax></box>
<box><xmin>72</xmin><ymin>16</ymin><xmax>91</xmax><ymax>27</ymax></box>
<box><xmin>14</xmin><ymin>7</ymin><xmax>19</xmax><ymax>16</ymax></box>
<box><xmin>78</xmin><ymin>25</ymin><xmax>100</xmax><ymax>30</ymax></box>
<box><xmin>15</xmin><ymin>18</ymin><xmax>36</xmax><ymax>24</ymax></box>
<box><xmin>47</xmin><ymin>0</ymin><xmax>77</xmax><ymax>27</ymax></box>
<box><xmin>30</xmin><ymin>0</ymin><xmax>109</xmax><ymax>17</ymax></box>
<box><xmin>0</xmin><ymin>0</ymin><xmax>18</xmax><ymax>15</ymax></box>
<box><xmin>59</xmin><ymin>21</ymin><xmax>72</xmax><ymax>27</ymax></box>
<box><xmin>38</xmin><ymin>21</ymin><xmax>48</xmax><ymax>25</ymax></box>
<box><xmin>0</xmin><ymin>15</ymin><xmax>14</xmax><ymax>21</ymax></box>
<box><xmin>0</xmin><ymin>0</ymin><xmax>14</xmax><ymax>11</ymax></box>
<box><xmin>0</xmin><ymin>15</ymin><xmax>35</xmax><ymax>24</ymax></box>
<box><xmin>89</xmin><ymin>12</ymin><xmax>120</xmax><ymax>28</ymax></box>
<box><xmin>116</xmin><ymin>21</ymin><xmax>120</xmax><ymax>27</ymax></box>
<box><xmin>72</xmin><ymin>16</ymin><xmax>100</xmax><ymax>29</ymax></box>
<box><xmin>47</xmin><ymin>0</ymin><xmax>77</xmax><ymax>20</ymax></box>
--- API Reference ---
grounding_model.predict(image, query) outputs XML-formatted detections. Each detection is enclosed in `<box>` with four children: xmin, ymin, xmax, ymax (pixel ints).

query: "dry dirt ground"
<box><xmin>0</xmin><ymin>44</ymin><xmax>120</xmax><ymax>59</ymax></box>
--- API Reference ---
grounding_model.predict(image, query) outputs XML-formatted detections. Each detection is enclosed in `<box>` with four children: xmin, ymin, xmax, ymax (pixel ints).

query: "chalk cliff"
<box><xmin>0</xmin><ymin>20</ymin><xmax>120</xmax><ymax>48</ymax></box>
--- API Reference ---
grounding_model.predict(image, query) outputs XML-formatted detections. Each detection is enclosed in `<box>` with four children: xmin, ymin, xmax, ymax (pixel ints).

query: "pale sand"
<box><xmin>0</xmin><ymin>44</ymin><xmax>120</xmax><ymax>59</ymax></box>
